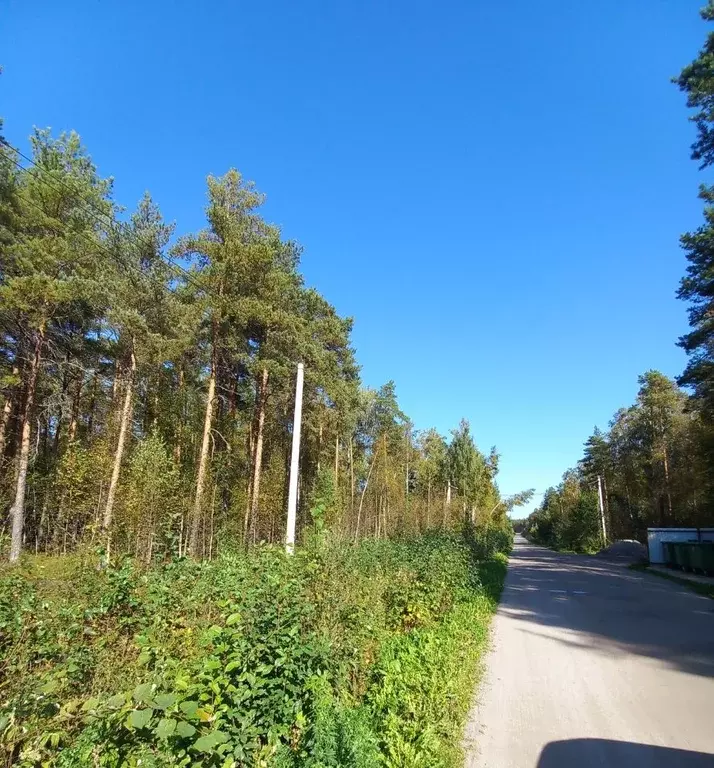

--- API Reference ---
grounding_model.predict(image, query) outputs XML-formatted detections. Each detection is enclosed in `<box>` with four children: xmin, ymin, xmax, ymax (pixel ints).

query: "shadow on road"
<box><xmin>537</xmin><ymin>738</ymin><xmax>714</xmax><ymax>767</ymax></box>
<box><xmin>502</xmin><ymin>540</ymin><xmax>714</xmax><ymax>678</ymax></box>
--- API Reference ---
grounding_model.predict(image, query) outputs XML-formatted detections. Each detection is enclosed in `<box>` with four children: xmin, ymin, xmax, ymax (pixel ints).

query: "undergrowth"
<box><xmin>0</xmin><ymin>529</ymin><xmax>509</xmax><ymax>767</ymax></box>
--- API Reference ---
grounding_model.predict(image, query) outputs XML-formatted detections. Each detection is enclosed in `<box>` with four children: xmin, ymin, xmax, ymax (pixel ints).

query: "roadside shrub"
<box><xmin>0</xmin><ymin>530</ymin><xmax>507</xmax><ymax>767</ymax></box>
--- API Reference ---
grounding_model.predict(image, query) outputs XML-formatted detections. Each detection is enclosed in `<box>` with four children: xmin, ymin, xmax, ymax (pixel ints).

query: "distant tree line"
<box><xmin>526</xmin><ymin>371</ymin><xmax>709</xmax><ymax>550</ymax></box>
<box><xmin>0</xmin><ymin>126</ymin><xmax>529</xmax><ymax>563</ymax></box>
<box><xmin>528</xmin><ymin>3</ymin><xmax>714</xmax><ymax>549</ymax></box>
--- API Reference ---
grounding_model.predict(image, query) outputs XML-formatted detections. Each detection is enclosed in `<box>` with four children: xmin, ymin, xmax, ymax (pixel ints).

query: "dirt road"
<box><xmin>464</xmin><ymin>535</ymin><xmax>714</xmax><ymax>767</ymax></box>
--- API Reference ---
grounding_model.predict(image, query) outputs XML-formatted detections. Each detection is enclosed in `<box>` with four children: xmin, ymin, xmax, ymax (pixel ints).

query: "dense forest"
<box><xmin>6</xmin><ymin>2</ymin><xmax>714</xmax><ymax>765</ymax></box>
<box><xmin>0</xmin><ymin>114</ymin><xmax>519</xmax><ymax>768</ymax></box>
<box><xmin>0</xmin><ymin>124</ymin><xmax>522</xmax><ymax>564</ymax></box>
<box><xmin>527</xmin><ymin>3</ymin><xmax>714</xmax><ymax>551</ymax></box>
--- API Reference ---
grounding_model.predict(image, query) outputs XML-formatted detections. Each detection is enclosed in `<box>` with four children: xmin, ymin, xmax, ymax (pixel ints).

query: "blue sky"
<box><xmin>1</xmin><ymin>0</ymin><xmax>708</xmax><ymax>512</ymax></box>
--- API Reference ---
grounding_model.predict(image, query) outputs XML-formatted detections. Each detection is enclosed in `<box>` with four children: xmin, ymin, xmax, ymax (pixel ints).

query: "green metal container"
<box><xmin>663</xmin><ymin>541</ymin><xmax>676</xmax><ymax>567</ymax></box>
<box><xmin>673</xmin><ymin>543</ymin><xmax>691</xmax><ymax>570</ymax></box>
<box><xmin>689</xmin><ymin>543</ymin><xmax>706</xmax><ymax>572</ymax></box>
<box><xmin>700</xmin><ymin>542</ymin><xmax>714</xmax><ymax>575</ymax></box>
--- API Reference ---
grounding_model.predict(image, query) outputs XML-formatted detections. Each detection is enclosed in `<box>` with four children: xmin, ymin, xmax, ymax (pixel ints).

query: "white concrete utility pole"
<box><xmin>597</xmin><ymin>474</ymin><xmax>607</xmax><ymax>545</ymax></box>
<box><xmin>285</xmin><ymin>362</ymin><xmax>304</xmax><ymax>554</ymax></box>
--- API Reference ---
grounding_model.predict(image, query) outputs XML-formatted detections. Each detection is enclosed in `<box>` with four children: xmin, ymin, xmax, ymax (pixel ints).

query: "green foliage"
<box><xmin>119</xmin><ymin>433</ymin><xmax>182</xmax><ymax>560</ymax></box>
<box><xmin>526</xmin><ymin>479</ymin><xmax>601</xmax><ymax>554</ymax></box>
<box><xmin>675</xmin><ymin>4</ymin><xmax>714</xmax><ymax>505</ymax></box>
<box><xmin>0</xmin><ymin>530</ymin><xmax>506</xmax><ymax>767</ymax></box>
<box><xmin>465</xmin><ymin>523</ymin><xmax>514</xmax><ymax>561</ymax></box>
<box><xmin>0</xmin><ymin>121</ymin><xmax>507</xmax><ymax>562</ymax></box>
<box><xmin>307</xmin><ymin>467</ymin><xmax>338</xmax><ymax>534</ymax></box>
<box><xmin>528</xmin><ymin>370</ymin><xmax>714</xmax><ymax>550</ymax></box>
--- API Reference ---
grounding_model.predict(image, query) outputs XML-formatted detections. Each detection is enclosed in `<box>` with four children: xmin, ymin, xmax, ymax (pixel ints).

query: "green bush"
<box><xmin>0</xmin><ymin>531</ymin><xmax>507</xmax><ymax>767</ymax></box>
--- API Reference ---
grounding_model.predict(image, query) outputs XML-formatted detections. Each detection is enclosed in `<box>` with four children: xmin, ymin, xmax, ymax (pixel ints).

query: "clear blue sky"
<box><xmin>2</xmin><ymin>0</ymin><xmax>707</xmax><ymax>512</ymax></box>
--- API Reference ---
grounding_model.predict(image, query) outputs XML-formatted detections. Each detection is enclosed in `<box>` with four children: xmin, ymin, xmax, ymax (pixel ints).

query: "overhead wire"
<box><xmin>0</xmin><ymin>143</ymin><xmax>253</xmax><ymax>399</ymax></box>
<box><xmin>1</xmin><ymin>137</ymin><xmax>213</xmax><ymax>299</ymax></box>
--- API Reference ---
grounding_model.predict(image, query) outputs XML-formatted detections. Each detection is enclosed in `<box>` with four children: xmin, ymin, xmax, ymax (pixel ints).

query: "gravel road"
<box><xmin>464</xmin><ymin>535</ymin><xmax>714</xmax><ymax>767</ymax></box>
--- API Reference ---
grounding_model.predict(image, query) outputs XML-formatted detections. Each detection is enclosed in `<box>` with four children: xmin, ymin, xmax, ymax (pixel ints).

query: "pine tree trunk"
<box><xmin>173</xmin><ymin>363</ymin><xmax>185</xmax><ymax>465</ymax></box>
<box><xmin>53</xmin><ymin>359</ymin><xmax>71</xmax><ymax>456</ymax></box>
<box><xmin>334</xmin><ymin>434</ymin><xmax>339</xmax><ymax>485</ymax></box>
<box><xmin>87</xmin><ymin>371</ymin><xmax>99</xmax><ymax>439</ymax></box>
<box><xmin>0</xmin><ymin>365</ymin><xmax>19</xmax><ymax>466</ymax></box>
<box><xmin>427</xmin><ymin>477</ymin><xmax>431</xmax><ymax>528</ymax></box>
<box><xmin>602</xmin><ymin>474</ymin><xmax>610</xmax><ymax>538</ymax></box>
<box><xmin>354</xmin><ymin>449</ymin><xmax>376</xmax><ymax>541</ymax></box>
<box><xmin>111</xmin><ymin>358</ymin><xmax>121</xmax><ymax>403</ymax></box>
<box><xmin>382</xmin><ymin>435</ymin><xmax>388</xmax><ymax>529</ymax></box>
<box><xmin>9</xmin><ymin>329</ymin><xmax>44</xmax><ymax>563</ymax></box>
<box><xmin>248</xmin><ymin>367</ymin><xmax>269</xmax><ymax>542</ymax></box>
<box><xmin>0</xmin><ymin>395</ymin><xmax>12</xmax><ymax>463</ymax></box>
<box><xmin>663</xmin><ymin>444</ymin><xmax>673</xmax><ymax>518</ymax></box>
<box><xmin>443</xmin><ymin>482</ymin><xmax>451</xmax><ymax>528</ymax></box>
<box><xmin>189</xmin><ymin>358</ymin><xmax>217</xmax><ymax>557</ymax></box>
<box><xmin>317</xmin><ymin>421</ymin><xmax>322</xmax><ymax>474</ymax></box>
<box><xmin>67</xmin><ymin>374</ymin><xmax>82</xmax><ymax>444</ymax></box>
<box><xmin>103</xmin><ymin>346</ymin><xmax>137</xmax><ymax>542</ymax></box>
<box><xmin>243</xmin><ymin>421</ymin><xmax>256</xmax><ymax>544</ymax></box>
<box><xmin>349</xmin><ymin>437</ymin><xmax>355</xmax><ymax>516</ymax></box>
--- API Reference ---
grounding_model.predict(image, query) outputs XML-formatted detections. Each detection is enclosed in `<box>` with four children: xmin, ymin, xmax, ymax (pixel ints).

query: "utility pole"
<box><xmin>597</xmin><ymin>474</ymin><xmax>607</xmax><ymax>545</ymax></box>
<box><xmin>405</xmin><ymin>423</ymin><xmax>410</xmax><ymax>509</ymax></box>
<box><xmin>285</xmin><ymin>363</ymin><xmax>304</xmax><ymax>554</ymax></box>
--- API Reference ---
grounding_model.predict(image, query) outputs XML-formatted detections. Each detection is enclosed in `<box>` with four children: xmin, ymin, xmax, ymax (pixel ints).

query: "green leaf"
<box><xmin>132</xmin><ymin>683</ymin><xmax>154</xmax><ymax>704</ymax></box>
<box><xmin>40</xmin><ymin>679</ymin><xmax>59</xmax><ymax>694</ymax></box>
<box><xmin>176</xmin><ymin>721</ymin><xmax>196</xmax><ymax>738</ymax></box>
<box><xmin>179</xmin><ymin>700</ymin><xmax>199</xmax><ymax>719</ymax></box>
<box><xmin>105</xmin><ymin>693</ymin><xmax>126</xmax><ymax>709</ymax></box>
<box><xmin>155</xmin><ymin>718</ymin><xmax>177</xmax><ymax>739</ymax></box>
<box><xmin>127</xmin><ymin>708</ymin><xmax>153</xmax><ymax>730</ymax></box>
<box><xmin>81</xmin><ymin>697</ymin><xmax>99</xmax><ymax>712</ymax></box>
<box><xmin>154</xmin><ymin>693</ymin><xmax>176</xmax><ymax>710</ymax></box>
<box><xmin>225</xmin><ymin>612</ymin><xmax>241</xmax><ymax>626</ymax></box>
<box><xmin>193</xmin><ymin>730</ymin><xmax>229</xmax><ymax>752</ymax></box>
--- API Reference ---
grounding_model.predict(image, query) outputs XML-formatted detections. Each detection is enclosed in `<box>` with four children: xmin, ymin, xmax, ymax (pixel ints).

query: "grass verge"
<box><xmin>628</xmin><ymin>563</ymin><xmax>714</xmax><ymax>600</ymax></box>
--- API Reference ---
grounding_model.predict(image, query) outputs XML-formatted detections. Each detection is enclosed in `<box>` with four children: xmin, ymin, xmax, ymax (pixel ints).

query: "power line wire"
<box><xmin>2</xmin><ymin>140</ymin><xmax>213</xmax><ymax>299</ymax></box>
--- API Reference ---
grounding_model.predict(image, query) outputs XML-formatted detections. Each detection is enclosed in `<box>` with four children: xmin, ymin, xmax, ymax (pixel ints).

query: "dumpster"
<box><xmin>689</xmin><ymin>543</ymin><xmax>706</xmax><ymax>572</ymax></box>
<box><xmin>662</xmin><ymin>541</ymin><xmax>676</xmax><ymax>567</ymax></box>
<box><xmin>701</xmin><ymin>542</ymin><xmax>714</xmax><ymax>575</ymax></box>
<box><xmin>672</xmin><ymin>542</ymin><xmax>691</xmax><ymax>570</ymax></box>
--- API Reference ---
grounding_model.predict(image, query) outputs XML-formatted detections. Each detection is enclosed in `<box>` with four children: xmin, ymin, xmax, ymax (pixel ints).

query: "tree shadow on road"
<box><xmin>537</xmin><ymin>738</ymin><xmax>713</xmax><ymax>768</ymax></box>
<box><xmin>501</xmin><ymin>542</ymin><xmax>714</xmax><ymax>678</ymax></box>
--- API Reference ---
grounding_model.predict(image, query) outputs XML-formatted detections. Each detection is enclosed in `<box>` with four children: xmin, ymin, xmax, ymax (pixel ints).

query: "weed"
<box><xmin>0</xmin><ymin>529</ymin><xmax>510</xmax><ymax>766</ymax></box>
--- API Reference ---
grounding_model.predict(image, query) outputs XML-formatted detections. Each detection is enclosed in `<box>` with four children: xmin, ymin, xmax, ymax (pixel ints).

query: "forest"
<box><xmin>526</xmin><ymin>4</ymin><xmax>714</xmax><ymax>551</ymax></box>
<box><xmin>6</xmin><ymin>2</ymin><xmax>714</xmax><ymax>765</ymax></box>
<box><xmin>0</xmin><ymin>122</ymin><xmax>521</xmax><ymax>766</ymax></box>
<box><xmin>525</xmin><ymin>370</ymin><xmax>711</xmax><ymax>551</ymax></box>
<box><xmin>0</xmin><ymin>127</ymin><xmax>519</xmax><ymax>564</ymax></box>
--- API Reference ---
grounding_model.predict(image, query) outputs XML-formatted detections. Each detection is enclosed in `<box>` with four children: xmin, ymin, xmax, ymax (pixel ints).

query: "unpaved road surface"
<box><xmin>464</xmin><ymin>535</ymin><xmax>714</xmax><ymax>767</ymax></box>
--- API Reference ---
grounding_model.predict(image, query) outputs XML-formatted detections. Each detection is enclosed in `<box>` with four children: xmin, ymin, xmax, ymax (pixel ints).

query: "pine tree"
<box><xmin>1</xmin><ymin>130</ymin><xmax>112</xmax><ymax>562</ymax></box>
<box><xmin>676</xmin><ymin>3</ymin><xmax>714</xmax><ymax>456</ymax></box>
<box><xmin>101</xmin><ymin>194</ymin><xmax>176</xmax><ymax>554</ymax></box>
